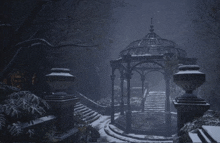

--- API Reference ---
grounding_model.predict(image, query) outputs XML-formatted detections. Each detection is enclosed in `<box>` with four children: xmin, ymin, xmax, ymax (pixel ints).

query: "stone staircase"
<box><xmin>74</xmin><ymin>102</ymin><xmax>101</xmax><ymax>124</ymax></box>
<box><xmin>144</xmin><ymin>91</ymin><xmax>165</xmax><ymax>112</ymax></box>
<box><xmin>188</xmin><ymin>125</ymin><xmax>220</xmax><ymax>143</ymax></box>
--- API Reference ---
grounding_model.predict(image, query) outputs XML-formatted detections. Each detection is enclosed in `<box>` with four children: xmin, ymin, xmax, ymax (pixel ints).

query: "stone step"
<box><xmin>145</xmin><ymin>106</ymin><xmax>165</xmax><ymax>108</ymax></box>
<box><xmin>144</xmin><ymin>109</ymin><xmax>164</xmax><ymax>111</ymax></box>
<box><xmin>188</xmin><ymin>132</ymin><xmax>202</xmax><ymax>143</ymax></box>
<box><xmin>144</xmin><ymin>106</ymin><xmax>165</xmax><ymax>109</ymax></box>
<box><xmin>144</xmin><ymin>107</ymin><xmax>165</xmax><ymax>110</ymax></box>
<box><xmin>74</xmin><ymin>102</ymin><xmax>101</xmax><ymax>124</ymax></box>
<box><xmin>149</xmin><ymin>92</ymin><xmax>165</xmax><ymax>94</ymax></box>
<box><xmin>144</xmin><ymin>91</ymin><xmax>166</xmax><ymax>112</ymax></box>
<box><xmin>189</xmin><ymin>126</ymin><xmax>220</xmax><ymax>143</ymax></box>
<box><xmin>145</xmin><ymin>102</ymin><xmax>164</xmax><ymax>104</ymax></box>
<box><xmin>145</xmin><ymin>99</ymin><xmax>165</xmax><ymax>101</ymax></box>
<box><xmin>75</xmin><ymin>102</ymin><xmax>81</xmax><ymax>105</ymax></box>
<box><xmin>197</xmin><ymin>129</ymin><xmax>212</xmax><ymax>143</ymax></box>
<box><xmin>148</xmin><ymin>96</ymin><xmax>165</xmax><ymax>98</ymax></box>
<box><xmin>146</xmin><ymin>100</ymin><xmax>164</xmax><ymax>101</ymax></box>
<box><xmin>145</xmin><ymin>101</ymin><xmax>164</xmax><ymax>102</ymax></box>
<box><xmin>75</xmin><ymin>107</ymin><xmax>89</xmax><ymax>113</ymax></box>
<box><xmin>74</xmin><ymin>105</ymin><xmax>86</xmax><ymax>111</ymax></box>
<box><xmin>148</xmin><ymin>96</ymin><xmax>165</xmax><ymax>97</ymax></box>
<box><xmin>82</xmin><ymin>110</ymin><xmax>96</xmax><ymax>118</ymax></box>
<box><xmin>146</xmin><ymin>99</ymin><xmax>165</xmax><ymax>101</ymax></box>
<box><xmin>75</xmin><ymin>106</ymin><xmax>93</xmax><ymax>115</ymax></box>
<box><xmin>145</xmin><ymin>103</ymin><xmax>165</xmax><ymax>105</ymax></box>
<box><xmin>86</xmin><ymin>114</ymin><xmax>101</xmax><ymax>124</ymax></box>
<box><xmin>202</xmin><ymin>126</ymin><xmax>220</xmax><ymax>142</ymax></box>
<box><xmin>75</xmin><ymin>102</ymin><xmax>83</xmax><ymax>107</ymax></box>
<box><xmin>84</xmin><ymin>112</ymin><xmax>99</xmax><ymax>123</ymax></box>
<box><xmin>81</xmin><ymin>109</ymin><xmax>93</xmax><ymax>115</ymax></box>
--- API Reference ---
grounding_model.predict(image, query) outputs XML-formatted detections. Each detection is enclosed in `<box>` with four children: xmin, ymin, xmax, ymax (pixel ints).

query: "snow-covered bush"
<box><xmin>0</xmin><ymin>88</ymin><xmax>49</xmax><ymax>142</ymax></box>
<box><xmin>176</xmin><ymin>111</ymin><xmax>220</xmax><ymax>143</ymax></box>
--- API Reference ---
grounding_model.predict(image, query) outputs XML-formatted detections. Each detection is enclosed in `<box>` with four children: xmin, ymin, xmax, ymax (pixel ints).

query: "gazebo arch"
<box><xmin>110</xmin><ymin>20</ymin><xmax>197</xmax><ymax>133</ymax></box>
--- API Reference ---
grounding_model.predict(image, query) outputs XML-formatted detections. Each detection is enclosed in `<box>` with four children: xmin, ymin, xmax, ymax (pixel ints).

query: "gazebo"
<box><xmin>110</xmin><ymin>20</ymin><xmax>197</xmax><ymax>133</ymax></box>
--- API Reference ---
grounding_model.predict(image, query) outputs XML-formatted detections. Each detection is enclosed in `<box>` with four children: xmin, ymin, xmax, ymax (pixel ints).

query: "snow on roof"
<box><xmin>46</xmin><ymin>72</ymin><xmax>74</xmax><ymax>77</ymax></box>
<box><xmin>175</xmin><ymin>70</ymin><xmax>203</xmax><ymax>75</ymax></box>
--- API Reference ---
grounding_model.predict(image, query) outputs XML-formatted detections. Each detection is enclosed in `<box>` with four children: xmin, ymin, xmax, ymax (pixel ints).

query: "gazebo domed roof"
<box><xmin>119</xmin><ymin>24</ymin><xmax>187</xmax><ymax>58</ymax></box>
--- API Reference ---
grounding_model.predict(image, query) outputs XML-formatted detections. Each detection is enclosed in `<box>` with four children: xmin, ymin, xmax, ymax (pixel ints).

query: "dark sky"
<box><xmin>110</xmin><ymin>0</ymin><xmax>196</xmax><ymax>59</ymax></box>
<box><xmin>109</xmin><ymin>0</ymin><xmax>200</xmax><ymax>90</ymax></box>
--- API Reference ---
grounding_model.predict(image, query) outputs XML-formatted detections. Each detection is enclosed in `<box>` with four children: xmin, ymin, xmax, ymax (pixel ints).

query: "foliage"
<box><xmin>3</xmin><ymin>91</ymin><xmax>49</xmax><ymax>122</ymax></box>
<box><xmin>0</xmin><ymin>90</ymin><xmax>49</xmax><ymax>142</ymax></box>
<box><xmin>180</xmin><ymin>111</ymin><xmax>220</xmax><ymax>134</ymax></box>
<box><xmin>177</xmin><ymin>111</ymin><xmax>220</xmax><ymax>143</ymax></box>
<box><xmin>189</xmin><ymin>0</ymin><xmax>220</xmax><ymax>110</ymax></box>
<box><xmin>0</xmin><ymin>82</ymin><xmax>20</xmax><ymax>102</ymax></box>
<box><xmin>74</xmin><ymin>113</ymin><xmax>100</xmax><ymax>143</ymax></box>
<box><xmin>73</xmin><ymin>107</ymin><xmax>100</xmax><ymax>142</ymax></box>
<box><xmin>77</xmin><ymin>124</ymin><xmax>100</xmax><ymax>143</ymax></box>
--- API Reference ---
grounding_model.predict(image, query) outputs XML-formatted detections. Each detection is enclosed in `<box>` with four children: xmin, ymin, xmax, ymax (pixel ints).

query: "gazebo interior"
<box><xmin>110</xmin><ymin>20</ymin><xmax>197</xmax><ymax>134</ymax></box>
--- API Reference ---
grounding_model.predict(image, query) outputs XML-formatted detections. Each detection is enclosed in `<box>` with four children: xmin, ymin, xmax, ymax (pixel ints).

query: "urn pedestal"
<box><xmin>172</xmin><ymin>65</ymin><xmax>210</xmax><ymax>134</ymax></box>
<box><xmin>45</xmin><ymin>68</ymin><xmax>79</xmax><ymax>133</ymax></box>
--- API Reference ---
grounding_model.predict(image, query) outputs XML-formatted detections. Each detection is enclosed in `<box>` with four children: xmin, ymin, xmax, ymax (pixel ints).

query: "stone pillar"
<box><xmin>173</xmin><ymin>98</ymin><xmax>209</xmax><ymax>133</ymax></box>
<box><xmin>110</xmin><ymin>73</ymin><xmax>115</xmax><ymax>124</ymax></box>
<box><xmin>141</xmin><ymin>81</ymin><xmax>148</xmax><ymax>112</ymax></box>
<box><xmin>164</xmin><ymin>72</ymin><xmax>171</xmax><ymax>130</ymax></box>
<box><xmin>125</xmin><ymin>71</ymin><xmax>131</xmax><ymax>133</ymax></box>
<box><xmin>125</xmin><ymin>57</ymin><xmax>132</xmax><ymax>133</ymax></box>
<box><xmin>173</xmin><ymin>65</ymin><xmax>210</xmax><ymax>134</ymax></box>
<box><xmin>120</xmin><ymin>73</ymin><xmax>124</xmax><ymax>115</ymax></box>
<box><xmin>45</xmin><ymin>95</ymin><xmax>79</xmax><ymax>132</ymax></box>
<box><xmin>45</xmin><ymin>68</ymin><xmax>79</xmax><ymax>134</ymax></box>
<box><xmin>141</xmin><ymin>74</ymin><xmax>145</xmax><ymax>96</ymax></box>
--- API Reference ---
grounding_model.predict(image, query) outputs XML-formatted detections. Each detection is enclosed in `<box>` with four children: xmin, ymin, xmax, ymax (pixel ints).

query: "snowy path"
<box><xmin>91</xmin><ymin>114</ymin><xmax>173</xmax><ymax>143</ymax></box>
<box><xmin>91</xmin><ymin>115</ymin><xmax>124</xmax><ymax>142</ymax></box>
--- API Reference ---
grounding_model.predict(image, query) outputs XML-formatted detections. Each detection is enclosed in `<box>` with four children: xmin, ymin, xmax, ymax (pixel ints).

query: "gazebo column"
<box><xmin>141</xmin><ymin>74</ymin><xmax>145</xmax><ymax>112</ymax></box>
<box><xmin>125</xmin><ymin>55</ymin><xmax>132</xmax><ymax>133</ymax></box>
<box><xmin>141</xmin><ymin>74</ymin><xmax>145</xmax><ymax>96</ymax></box>
<box><xmin>120</xmin><ymin>72</ymin><xmax>124</xmax><ymax>115</ymax></box>
<box><xmin>164</xmin><ymin>71</ymin><xmax>171</xmax><ymax>129</ymax></box>
<box><xmin>110</xmin><ymin>70</ymin><xmax>116</xmax><ymax>124</ymax></box>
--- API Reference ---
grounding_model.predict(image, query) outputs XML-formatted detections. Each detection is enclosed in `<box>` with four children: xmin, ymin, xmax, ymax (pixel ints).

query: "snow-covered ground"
<box><xmin>91</xmin><ymin>115</ymin><xmax>123</xmax><ymax>142</ymax></box>
<box><xmin>91</xmin><ymin>113</ymin><xmax>173</xmax><ymax>143</ymax></box>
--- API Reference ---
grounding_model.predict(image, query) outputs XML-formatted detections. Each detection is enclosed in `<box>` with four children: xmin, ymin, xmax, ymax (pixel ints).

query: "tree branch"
<box><xmin>0</xmin><ymin>38</ymin><xmax>98</xmax><ymax>81</ymax></box>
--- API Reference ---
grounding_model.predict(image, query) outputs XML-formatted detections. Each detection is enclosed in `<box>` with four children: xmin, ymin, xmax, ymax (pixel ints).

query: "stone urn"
<box><xmin>173</xmin><ymin>65</ymin><xmax>210</xmax><ymax>132</ymax></box>
<box><xmin>46</xmin><ymin>68</ymin><xmax>75</xmax><ymax>97</ymax></box>
<box><xmin>45</xmin><ymin>68</ymin><xmax>79</xmax><ymax>133</ymax></box>
<box><xmin>173</xmin><ymin>65</ymin><xmax>205</xmax><ymax>98</ymax></box>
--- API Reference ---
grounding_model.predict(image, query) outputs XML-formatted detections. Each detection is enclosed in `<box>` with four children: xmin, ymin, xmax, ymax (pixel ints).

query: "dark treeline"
<box><xmin>0</xmin><ymin>0</ymin><xmax>126</xmax><ymax>100</ymax></box>
<box><xmin>189</xmin><ymin>0</ymin><xmax>220</xmax><ymax>110</ymax></box>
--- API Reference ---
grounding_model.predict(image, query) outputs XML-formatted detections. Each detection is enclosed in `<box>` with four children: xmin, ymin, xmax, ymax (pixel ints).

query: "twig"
<box><xmin>0</xmin><ymin>38</ymin><xmax>98</xmax><ymax>80</ymax></box>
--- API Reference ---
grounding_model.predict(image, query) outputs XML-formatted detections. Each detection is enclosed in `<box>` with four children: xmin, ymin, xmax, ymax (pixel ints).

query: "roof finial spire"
<box><xmin>150</xmin><ymin>17</ymin><xmax>154</xmax><ymax>33</ymax></box>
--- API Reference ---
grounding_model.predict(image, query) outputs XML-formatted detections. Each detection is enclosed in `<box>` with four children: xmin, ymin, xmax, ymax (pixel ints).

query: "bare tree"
<box><xmin>0</xmin><ymin>0</ymin><xmax>126</xmax><ymax>99</ymax></box>
<box><xmin>189</xmin><ymin>0</ymin><xmax>220</xmax><ymax>110</ymax></box>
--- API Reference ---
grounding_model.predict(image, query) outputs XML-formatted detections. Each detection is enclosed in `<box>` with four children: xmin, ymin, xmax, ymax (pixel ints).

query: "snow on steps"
<box><xmin>189</xmin><ymin>125</ymin><xmax>220</xmax><ymax>143</ymax></box>
<box><xmin>74</xmin><ymin>102</ymin><xmax>101</xmax><ymax>124</ymax></box>
<box><xmin>144</xmin><ymin>91</ymin><xmax>165</xmax><ymax>112</ymax></box>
